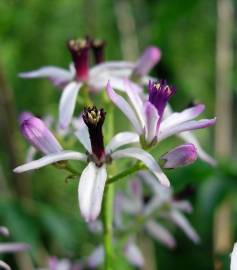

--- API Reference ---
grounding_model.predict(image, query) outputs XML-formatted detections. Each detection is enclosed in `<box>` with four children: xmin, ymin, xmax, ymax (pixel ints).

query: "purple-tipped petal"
<box><xmin>160</xmin><ymin>144</ymin><xmax>198</xmax><ymax>169</ymax></box>
<box><xmin>161</xmin><ymin>104</ymin><xmax>205</xmax><ymax>131</ymax></box>
<box><xmin>145</xmin><ymin>220</ymin><xmax>176</xmax><ymax>249</ymax></box>
<box><xmin>78</xmin><ymin>163</ymin><xmax>107</xmax><ymax>222</ymax></box>
<box><xmin>124</xmin><ymin>240</ymin><xmax>144</xmax><ymax>268</ymax></box>
<box><xmin>13</xmin><ymin>151</ymin><xmax>87</xmax><ymax>173</ymax></box>
<box><xmin>159</xmin><ymin>118</ymin><xmax>216</xmax><ymax>142</ymax></box>
<box><xmin>179</xmin><ymin>131</ymin><xmax>217</xmax><ymax>166</ymax></box>
<box><xmin>231</xmin><ymin>243</ymin><xmax>237</xmax><ymax>270</ymax></box>
<box><xmin>132</xmin><ymin>47</ymin><xmax>161</xmax><ymax>77</ymax></box>
<box><xmin>87</xmin><ymin>246</ymin><xmax>104</xmax><ymax>268</ymax></box>
<box><xmin>0</xmin><ymin>243</ymin><xmax>29</xmax><ymax>253</ymax></box>
<box><xmin>20</xmin><ymin>116</ymin><xmax>62</xmax><ymax>155</ymax></box>
<box><xmin>106</xmin><ymin>82</ymin><xmax>143</xmax><ymax>134</ymax></box>
<box><xmin>19</xmin><ymin>66</ymin><xmax>73</xmax><ymax>88</ymax></box>
<box><xmin>105</xmin><ymin>132</ymin><xmax>139</xmax><ymax>153</ymax></box>
<box><xmin>59</xmin><ymin>82</ymin><xmax>82</xmax><ymax>129</ymax></box>
<box><xmin>111</xmin><ymin>147</ymin><xmax>170</xmax><ymax>187</ymax></box>
<box><xmin>169</xmin><ymin>210</ymin><xmax>200</xmax><ymax>244</ymax></box>
<box><xmin>144</xmin><ymin>101</ymin><xmax>159</xmax><ymax>144</ymax></box>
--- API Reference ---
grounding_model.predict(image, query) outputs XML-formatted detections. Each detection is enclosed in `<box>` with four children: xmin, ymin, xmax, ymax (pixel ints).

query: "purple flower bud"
<box><xmin>18</xmin><ymin>112</ymin><xmax>34</xmax><ymax>124</ymax></box>
<box><xmin>92</xmin><ymin>39</ymin><xmax>106</xmax><ymax>64</ymax></box>
<box><xmin>82</xmin><ymin>106</ymin><xmax>106</xmax><ymax>165</ymax></box>
<box><xmin>20</xmin><ymin>116</ymin><xmax>62</xmax><ymax>155</ymax></box>
<box><xmin>132</xmin><ymin>47</ymin><xmax>161</xmax><ymax>78</ymax></box>
<box><xmin>148</xmin><ymin>80</ymin><xmax>176</xmax><ymax>120</ymax></box>
<box><xmin>67</xmin><ymin>38</ymin><xmax>91</xmax><ymax>81</ymax></box>
<box><xmin>161</xmin><ymin>144</ymin><xmax>197</xmax><ymax>169</ymax></box>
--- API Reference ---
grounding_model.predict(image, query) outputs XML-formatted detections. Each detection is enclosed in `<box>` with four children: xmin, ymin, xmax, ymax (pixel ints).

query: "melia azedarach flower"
<box><xmin>106</xmin><ymin>80</ymin><xmax>216</xmax><ymax>161</ymax></box>
<box><xmin>14</xmin><ymin>106</ymin><xmax>170</xmax><ymax>222</ymax></box>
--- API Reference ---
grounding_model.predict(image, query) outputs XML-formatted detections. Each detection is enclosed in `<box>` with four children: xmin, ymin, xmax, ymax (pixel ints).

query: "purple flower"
<box><xmin>14</xmin><ymin>106</ymin><xmax>169</xmax><ymax>222</ymax></box>
<box><xmin>160</xmin><ymin>143</ymin><xmax>198</xmax><ymax>169</ymax></box>
<box><xmin>20</xmin><ymin>114</ymin><xmax>62</xmax><ymax>155</ymax></box>
<box><xmin>106</xmin><ymin>80</ymin><xmax>216</xmax><ymax>165</ymax></box>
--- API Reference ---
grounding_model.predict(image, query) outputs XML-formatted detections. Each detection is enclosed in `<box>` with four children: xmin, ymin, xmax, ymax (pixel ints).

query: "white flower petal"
<box><xmin>111</xmin><ymin>147</ymin><xmax>170</xmax><ymax>187</ymax></box>
<box><xmin>145</xmin><ymin>220</ymin><xmax>176</xmax><ymax>249</ymax></box>
<box><xmin>231</xmin><ymin>243</ymin><xmax>237</xmax><ymax>270</ymax></box>
<box><xmin>124</xmin><ymin>240</ymin><xmax>144</xmax><ymax>268</ymax></box>
<box><xmin>158</xmin><ymin>118</ymin><xmax>216</xmax><ymax>142</ymax></box>
<box><xmin>172</xmin><ymin>200</ymin><xmax>193</xmax><ymax>213</ymax></box>
<box><xmin>13</xmin><ymin>151</ymin><xmax>87</xmax><ymax>173</ymax></box>
<box><xmin>144</xmin><ymin>101</ymin><xmax>159</xmax><ymax>143</ymax></box>
<box><xmin>19</xmin><ymin>66</ymin><xmax>73</xmax><ymax>87</ymax></box>
<box><xmin>0</xmin><ymin>260</ymin><xmax>10</xmax><ymax>270</ymax></box>
<box><xmin>179</xmin><ymin>131</ymin><xmax>217</xmax><ymax>166</ymax></box>
<box><xmin>0</xmin><ymin>243</ymin><xmax>29</xmax><ymax>253</ymax></box>
<box><xmin>79</xmin><ymin>162</ymin><xmax>107</xmax><ymax>222</ymax></box>
<box><xmin>105</xmin><ymin>132</ymin><xmax>139</xmax><ymax>153</ymax></box>
<box><xmin>170</xmin><ymin>210</ymin><xmax>200</xmax><ymax>244</ymax></box>
<box><xmin>74</xmin><ymin>117</ymin><xmax>91</xmax><ymax>153</ymax></box>
<box><xmin>59</xmin><ymin>82</ymin><xmax>82</xmax><ymax>129</ymax></box>
<box><xmin>0</xmin><ymin>227</ymin><xmax>9</xmax><ymax>237</ymax></box>
<box><xmin>106</xmin><ymin>82</ymin><xmax>143</xmax><ymax>134</ymax></box>
<box><xmin>160</xmin><ymin>104</ymin><xmax>205</xmax><ymax>131</ymax></box>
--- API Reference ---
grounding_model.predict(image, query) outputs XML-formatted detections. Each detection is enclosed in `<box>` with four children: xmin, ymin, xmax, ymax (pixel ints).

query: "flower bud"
<box><xmin>161</xmin><ymin>144</ymin><xmax>197</xmax><ymax>169</ymax></box>
<box><xmin>20</xmin><ymin>116</ymin><xmax>62</xmax><ymax>155</ymax></box>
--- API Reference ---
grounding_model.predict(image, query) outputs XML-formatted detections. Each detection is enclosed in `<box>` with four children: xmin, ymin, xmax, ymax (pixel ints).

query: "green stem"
<box><xmin>107</xmin><ymin>162</ymin><xmax>145</xmax><ymax>184</ymax></box>
<box><xmin>102</xmin><ymin>184</ymin><xmax>114</xmax><ymax>270</ymax></box>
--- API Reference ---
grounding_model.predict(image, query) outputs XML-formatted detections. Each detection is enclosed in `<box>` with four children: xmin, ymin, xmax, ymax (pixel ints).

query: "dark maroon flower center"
<box><xmin>67</xmin><ymin>38</ymin><xmax>91</xmax><ymax>81</ymax></box>
<box><xmin>83</xmin><ymin>106</ymin><xmax>106</xmax><ymax>166</ymax></box>
<box><xmin>92</xmin><ymin>39</ymin><xmax>106</xmax><ymax>64</ymax></box>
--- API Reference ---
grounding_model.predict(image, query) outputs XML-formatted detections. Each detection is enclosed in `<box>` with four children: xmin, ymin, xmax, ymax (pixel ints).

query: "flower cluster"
<box><xmin>14</xmin><ymin>37</ymin><xmax>216</xmax><ymax>269</ymax></box>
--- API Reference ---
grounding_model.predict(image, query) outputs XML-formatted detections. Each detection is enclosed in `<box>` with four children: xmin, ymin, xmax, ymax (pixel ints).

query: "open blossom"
<box><xmin>106</xmin><ymin>80</ymin><xmax>216</xmax><ymax>165</ymax></box>
<box><xmin>0</xmin><ymin>226</ymin><xmax>29</xmax><ymax>270</ymax></box>
<box><xmin>14</xmin><ymin>106</ymin><xmax>170</xmax><ymax>222</ymax></box>
<box><xmin>19</xmin><ymin>39</ymin><xmax>159</xmax><ymax>129</ymax></box>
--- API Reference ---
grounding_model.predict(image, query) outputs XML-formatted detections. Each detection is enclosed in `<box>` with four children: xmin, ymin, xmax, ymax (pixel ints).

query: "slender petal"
<box><xmin>160</xmin><ymin>144</ymin><xmax>197</xmax><ymax>169</ymax></box>
<box><xmin>231</xmin><ymin>243</ymin><xmax>237</xmax><ymax>270</ymax></box>
<box><xmin>124</xmin><ymin>240</ymin><xmax>144</xmax><ymax>268</ymax></box>
<box><xmin>179</xmin><ymin>131</ymin><xmax>217</xmax><ymax>166</ymax></box>
<box><xmin>169</xmin><ymin>210</ymin><xmax>200</xmax><ymax>244</ymax></box>
<box><xmin>26</xmin><ymin>146</ymin><xmax>37</xmax><ymax>163</ymax></box>
<box><xmin>78</xmin><ymin>162</ymin><xmax>107</xmax><ymax>222</ymax></box>
<box><xmin>160</xmin><ymin>104</ymin><xmax>205</xmax><ymax>131</ymax></box>
<box><xmin>144</xmin><ymin>101</ymin><xmax>159</xmax><ymax>143</ymax></box>
<box><xmin>172</xmin><ymin>200</ymin><xmax>193</xmax><ymax>213</ymax></box>
<box><xmin>0</xmin><ymin>260</ymin><xmax>10</xmax><ymax>270</ymax></box>
<box><xmin>158</xmin><ymin>118</ymin><xmax>216</xmax><ymax>142</ymax></box>
<box><xmin>111</xmin><ymin>147</ymin><xmax>170</xmax><ymax>187</ymax></box>
<box><xmin>132</xmin><ymin>47</ymin><xmax>161</xmax><ymax>77</ymax></box>
<box><xmin>19</xmin><ymin>66</ymin><xmax>73</xmax><ymax>87</ymax></box>
<box><xmin>13</xmin><ymin>151</ymin><xmax>87</xmax><ymax>173</ymax></box>
<box><xmin>106</xmin><ymin>82</ymin><xmax>143</xmax><ymax>133</ymax></box>
<box><xmin>74</xmin><ymin>117</ymin><xmax>92</xmax><ymax>153</ymax></box>
<box><xmin>87</xmin><ymin>246</ymin><xmax>104</xmax><ymax>268</ymax></box>
<box><xmin>59</xmin><ymin>82</ymin><xmax>82</xmax><ymax>129</ymax></box>
<box><xmin>145</xmin><ymin>220</ymin><xmax>176</xmax><ymax>249</ymax></box>
<box><xmin>0</xmin><ymin>243</ymin><xmax>29</xmax><ymax>253</ymax></box>
<box><xmin>105</xmin><ymin>132</ymin><xmax>139</xmax><ymax>153</ymax></box>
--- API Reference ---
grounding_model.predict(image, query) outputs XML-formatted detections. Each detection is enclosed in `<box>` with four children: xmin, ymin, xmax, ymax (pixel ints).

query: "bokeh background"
<box><xmin>0</xmin><ymin>0</ymin><xmax>236</xmax><ymax>269</ymax></box>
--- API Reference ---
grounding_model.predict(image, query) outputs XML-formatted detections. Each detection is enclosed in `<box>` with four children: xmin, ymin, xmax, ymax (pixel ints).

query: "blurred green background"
<box><xmin>0</xmin><ymin>0</ymin><xmax>236</xmax><ymax>269</ymax></box>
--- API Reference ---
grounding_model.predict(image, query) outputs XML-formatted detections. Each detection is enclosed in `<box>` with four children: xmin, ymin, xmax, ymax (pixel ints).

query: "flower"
<box><xmin>19</xmin><ymin>39</ymin><xmax>158</xmax><ymax>129</ymax></box>
<box><xmin>14</xmin><ymin>106</ymin><xmax>170</xmax><ymax>222</ymax></box>
<box><xmin>0</xmin><ymin>226</ymin><xmax>29</xmax><ymax>270</ymax></box>
<box><xmin>117</xmin><ymin>175</ymin><xmax>200</xmax><ymax>249</ymax></box>
<box><xmin>231</xmin><ymin>243</ymin><xmax>237</xmax><ymax>270</ymax></box>
<box><xmin>160</xmin><ymin>143</ymin><xmax>198</xmax><ymax>169</ymax></box>
<box><xmin>106</xmin><ymin>80</ymin><xmax>216</xmax><ymax>164</ymax></box>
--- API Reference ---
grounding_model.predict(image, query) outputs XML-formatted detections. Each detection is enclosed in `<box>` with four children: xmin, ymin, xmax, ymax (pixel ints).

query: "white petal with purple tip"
<box><xmin>78</xmin><ymin>162</ymin><xmax>107</xmax><ymax>222</ymax></box>
<box><xmin>105</xmin><ymin>132</ymin><xmax>139</xmax><ymax>153</ymax></box>
<box><xmin>74</xmin><ymin>118</ymin><xmax>91</xmax><ymax>153</ymax></box>
<box><xmin>13</xmin><ymin>151</ymin><xmax>87</xmax><ymax>173</ymax></box>
<box><xmin>144</xmin><ymin>101</ymin><xmax>159</xmax><ymax>143</ymax></box>
<box><xmin>0</xmin><ymin>243</ymin><xmax>29</xmax><ymax>253</ymax></box>
<box><xmin>106</xmin><ymin>82</ymin><xmax>143</xmax><ymax>133</ymax></box>
<box><xmin>111</xmin><ymin>147</ymin><xmax>170</xmax><ymax>187</ymax></box>
<box><xmin>87</xmin><ymin>246</ymin><xmax>104</xmax><ymax>268</ymax></box>
<box><xmin>124</xmin><ymin>241</ymin><xmax>144</xmax><ymax>268</ymax></box>
<box><xmin>59</xmin><ymin>81</ymin><xmax>82</xmax><ymax>129</ymax></box>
